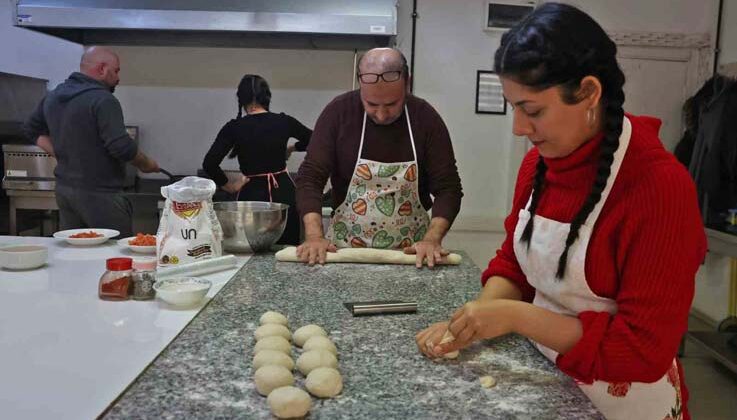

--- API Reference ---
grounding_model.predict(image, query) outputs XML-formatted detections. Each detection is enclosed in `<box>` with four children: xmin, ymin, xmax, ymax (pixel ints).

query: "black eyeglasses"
<box><xmin>357</xmin><ymin>70</ymin><xmax>403</xmax><ymax>84</ymax></box>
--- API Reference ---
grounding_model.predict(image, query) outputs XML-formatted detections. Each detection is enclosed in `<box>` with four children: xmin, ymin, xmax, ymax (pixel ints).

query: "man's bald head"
<box><xmin>80</xmin><ymin>46</ymin><xmax>121</xmax><ymax>91</ymax></box>
<box><xmin>357</xmin><ymin>48</ymin><xmax>410</xmax><ymax>126</ymax></box>
<box><xmin>357</xmin><ymin>48</ymin><xmax>408</xmax><ymax>79</ymax></box>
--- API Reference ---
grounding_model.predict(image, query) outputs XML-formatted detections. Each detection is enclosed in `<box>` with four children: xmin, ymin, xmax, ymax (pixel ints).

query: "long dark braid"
<box><xmin>520</xmin><ymin>156</ymin><xmax>547</xmax><ymax>248</ymax></box>
<box><xmin>494</xmin><ymin>3</ymin><xmax>626</xmax><ymax>278</ymax></box>
<box><xmin>556</xmin><ymin>92</ymin><xmax>623</xmax><ymax>277</ymax></box>
<box><xmin>230</xmin><ymin>74</ymin><xmax>272</xmax><ymax>158</ymax></box>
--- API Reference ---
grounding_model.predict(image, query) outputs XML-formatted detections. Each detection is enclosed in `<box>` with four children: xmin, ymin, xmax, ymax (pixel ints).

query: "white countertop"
<box><xmin>0</xmin><ymin>236</ymin><xmax>250</xmax><ymax>420</ymax></box>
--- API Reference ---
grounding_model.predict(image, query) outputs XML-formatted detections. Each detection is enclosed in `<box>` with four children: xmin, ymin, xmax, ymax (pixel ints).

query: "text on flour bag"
<box><xmin>156</xmin><ymin>176</ymin><xmax>223</xmax><ymax>267</ymax></box>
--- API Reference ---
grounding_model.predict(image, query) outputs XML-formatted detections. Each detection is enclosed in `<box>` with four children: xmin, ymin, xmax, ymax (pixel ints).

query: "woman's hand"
<box><xmin>286</xmin><ymin>144</ymin><xmax>296</xmax><ymax>160</ymax></box>
<box><xmin>415</xmin><ymin>321</ymin><xmax>449</xmax><ymax>358</ymax></box>
<box><xmin>222</xmin><ymin>174</ymin><xmax>249</xmax><ymax>194</ymax></box>
<box><xmin>433</xmin><ymin>300</ymin><xmax>520</xmax><ymax>356</ymax></box>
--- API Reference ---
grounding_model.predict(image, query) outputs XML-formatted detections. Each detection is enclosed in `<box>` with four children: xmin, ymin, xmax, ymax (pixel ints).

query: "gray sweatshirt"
<box><xmin>24</xmin><ymin>72</ymin><xmax>138</xmax><ymax>191</ymax></box>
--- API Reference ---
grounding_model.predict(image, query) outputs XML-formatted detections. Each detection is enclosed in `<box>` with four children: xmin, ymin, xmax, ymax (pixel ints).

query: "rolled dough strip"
<box><xmin>275</xmin><ymin>246</ymin><xmax>462</xmax><ymax>265</ymax></box>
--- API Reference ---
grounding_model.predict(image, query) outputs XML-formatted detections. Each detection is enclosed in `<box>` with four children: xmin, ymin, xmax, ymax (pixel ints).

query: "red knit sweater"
<box><xmin>483</xmin><ymin>114</ymin><xmax>706</xmax><ymax>411</ymax></box>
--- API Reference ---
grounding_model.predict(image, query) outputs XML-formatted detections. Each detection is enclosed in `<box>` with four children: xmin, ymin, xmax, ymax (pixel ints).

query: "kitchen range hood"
<box><xmin>13</xmin><ymin>0</ymin><xmax>397</xmax><ymax>50</ymax></box>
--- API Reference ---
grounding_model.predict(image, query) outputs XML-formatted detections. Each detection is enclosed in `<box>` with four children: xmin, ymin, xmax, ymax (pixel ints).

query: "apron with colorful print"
<box><xmin>326</xmin><ymin>106</ymin><xmax>431</xmax><ymax>249</ymax></box>
<box><xmin>512</xmin><ymin>117</ymin><xmax>684</xmax><ymax>420</ymax></box>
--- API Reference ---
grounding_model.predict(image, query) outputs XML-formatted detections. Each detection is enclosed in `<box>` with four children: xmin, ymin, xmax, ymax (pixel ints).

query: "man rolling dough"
<box><xmin>296</xmin><ymin>48</ymin><xmax>463</xmax><ymax>267</ymax></box>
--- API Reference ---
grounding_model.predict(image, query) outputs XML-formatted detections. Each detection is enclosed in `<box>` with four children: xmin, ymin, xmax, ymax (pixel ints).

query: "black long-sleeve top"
<box><xmin>203</xmin><ymin>112</ymin><xmax>312</xmax><ymax>186</ymax></box>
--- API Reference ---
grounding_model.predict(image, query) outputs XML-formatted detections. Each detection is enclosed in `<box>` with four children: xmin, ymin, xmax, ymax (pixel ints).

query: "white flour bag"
<box><xmin>157</xmin><ymin>176</ymin><xmax>222</xmax><ymax>267</ymax></box>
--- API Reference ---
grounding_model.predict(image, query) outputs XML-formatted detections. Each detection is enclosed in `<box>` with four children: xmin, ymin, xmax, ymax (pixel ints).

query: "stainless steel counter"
<box><xmin>686</xmin><ymin>228</ymin><xmax>737</xmax><ymax>373</ymax></box>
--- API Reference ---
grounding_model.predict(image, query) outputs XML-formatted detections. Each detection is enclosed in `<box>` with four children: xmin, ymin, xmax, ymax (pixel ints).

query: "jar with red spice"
<box><xmin>99</xmin><ymin>257</ymin><xmax>133</xmax><ymax>301</ymax></box>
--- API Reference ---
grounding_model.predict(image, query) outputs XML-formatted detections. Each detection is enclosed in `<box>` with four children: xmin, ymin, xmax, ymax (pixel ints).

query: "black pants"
<box><xmin>55</xmin><ymin>184</ymin><xmax>132</xmax><ymax>238</ymax></box>
<box><xmin>230</xmin><ymin>172</ymin><xmax>300</xmax><ymax>245</ymax></box>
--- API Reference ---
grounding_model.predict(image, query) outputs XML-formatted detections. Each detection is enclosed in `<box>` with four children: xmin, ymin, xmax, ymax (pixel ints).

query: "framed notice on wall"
<box><xmin>475</xmin><ymin>70</ymin><xmax>506</xmax><ymax>115</ymax></box>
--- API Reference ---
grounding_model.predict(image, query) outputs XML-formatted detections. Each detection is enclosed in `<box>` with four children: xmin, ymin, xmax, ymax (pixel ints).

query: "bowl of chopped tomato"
<box><xmin>118</xmin><ymin>233</ymin><xmax>157</xmax><ymax>254</ymax></box>
<box><xmin>53</xmin><ymin>228</ymin><xmax>120</xmax><ymax>246</ymax></box>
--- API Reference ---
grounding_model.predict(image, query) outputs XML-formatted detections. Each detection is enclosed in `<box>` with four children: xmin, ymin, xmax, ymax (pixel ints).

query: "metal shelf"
<box><xmin>686</xmin><ymin>228</ymin><xmax>737</xmax><ymax>373</ymax></box>
<box><xmin>687</xmin><ymin>332</ymin><xmax>737</xmax><ymax>373</ymax></box>
<box><xmin>706</xmin><ymin>228</ymin><xmax>737</xmax><ymax>258</ymax></box>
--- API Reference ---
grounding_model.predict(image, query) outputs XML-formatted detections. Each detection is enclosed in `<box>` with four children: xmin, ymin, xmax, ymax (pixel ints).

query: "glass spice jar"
<box><xmin>99</xmin><ymin>257</ymin><xmax>133</xmax><ymax>301</ymax></box>
<box><xmin>131</xmin><ymin>257</ymin><xmax>157</xmax><ymax>301</ymax></box>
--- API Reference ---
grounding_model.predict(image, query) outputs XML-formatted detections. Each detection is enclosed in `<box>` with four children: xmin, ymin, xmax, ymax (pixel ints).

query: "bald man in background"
<box><xmin>296</xmin><ymin>47</ymin><xmax>463</xmax><ymax>266</ymax></box>
<box><xmin>24</xmin><ymin>46</ymin><xmax>159</xmax><ymax>237</ymax></box>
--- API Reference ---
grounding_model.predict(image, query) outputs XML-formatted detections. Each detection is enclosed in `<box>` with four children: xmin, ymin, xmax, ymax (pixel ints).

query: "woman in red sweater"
<box><xmin>416</xmin><ymin>3</ymin><xmax>706</xmax><ymax>419</ymax></box>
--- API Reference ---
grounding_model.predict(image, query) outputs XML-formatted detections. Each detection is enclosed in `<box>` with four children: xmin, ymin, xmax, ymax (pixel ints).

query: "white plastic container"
<box><xmin>153</xmin><ymin>277</ymin><xmax>211</xmax><ymax>307</ymax></box>
<box><xmin>0</xmin><ymin>245</ymin><xmax>48</xmax><ymax>270</ymax></box>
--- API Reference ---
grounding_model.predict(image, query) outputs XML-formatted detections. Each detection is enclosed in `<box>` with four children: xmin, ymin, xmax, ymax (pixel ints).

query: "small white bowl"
<box><xmin>53</xmin><ymin>228</ymin><xmax>120</xmax><ymax>246</ymax></box>
<box><xmin>0</xmin><ymin>245</ymin><xmax>48</xmax><ymax>270</ymax></box>
<box><xmin>153</xmin><ymin>277</ymin><xmax>211</xmax><ymax>307</ymax></box>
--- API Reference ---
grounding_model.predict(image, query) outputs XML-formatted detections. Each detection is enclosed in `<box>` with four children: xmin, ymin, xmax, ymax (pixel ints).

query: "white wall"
<box><xmin>0</xmin><ymin>1</ymin><xmax>82</xmax><ymax>87</ymax></box>
<box><xmin>113</xmin><ymin>46</ymin><xmax>355</xmax><ymax>178</ymax></box>
<box><xmin>397</xmin><ymin>0</ymin><xmax>718</xmax><ymax>232</ymax></box>
<box><xmin>561</xmin><ymin>0</ymin><xmax>716</xmax><ymax>34</ymax></box>
<box><xmin>718</xmin><ymin>0</ymin><xmax>737</xmax><ymax>66</ymax></box>
<box><xmin>405</xmin><ymin>0</ymin><xmax>515</xmax><ymax>230</ymax></box>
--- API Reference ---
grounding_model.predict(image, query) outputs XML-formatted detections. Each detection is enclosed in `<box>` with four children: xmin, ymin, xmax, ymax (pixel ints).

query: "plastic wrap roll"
<box><xmin>157</xmin><ymin>255</ymin><xmax>237</xmax><ymax>278</ymax></box>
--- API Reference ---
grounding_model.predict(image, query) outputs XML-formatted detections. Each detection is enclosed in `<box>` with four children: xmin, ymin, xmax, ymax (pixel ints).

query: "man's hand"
<box><xmin>296</xmin><ymin>212</ymin><xmax>335</xmax><ymax>265</ymax></box>
<box><xmin>296</xmin><ymin>236</ymin><xmax>337</xmax><ymax>265</ymax></box>
<box><xmin>222</xmin><ymin>174</ymin><xmax>250</xmax><ymax>194</ymax></box>
<box><xmin>433</xmin><ymin>300</ymin><xmax>520</xmax><ymax>357</ymax></box>
<box><xmin>404</xmin><ymin>239</ymin><xmax>449</xmax><ymax>268</ymax></box>
<box><xmin>141</xmin><ymin>157</ymin><xmax>160</xmax><ymax>173</ymax></box>
<box><xmin>403</xmin><ymin>217</ymin><xmax>451</xmax><ymax>268</ymax></box>
<box><xmin>131</xmin><ymin>151</ymin><xmax>160</xmax><ymax>173</ymax></box>
<box><xmin>36</xmin><ymin>135</ymin><xmax>55</xmax><ymax>157</ymax></box>
<box><xmin>286</xmin><ymin>144</ymin><xmax>296</xmax><ymax>160</ymax></box>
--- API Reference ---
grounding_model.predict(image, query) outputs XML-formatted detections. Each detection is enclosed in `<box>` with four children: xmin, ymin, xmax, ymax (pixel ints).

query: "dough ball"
<box><xmin>253</xmin><ymin>350</ymin><xmax>294</xmax><ymax>371</ymax></box>
<box><xmin>296</xmin><ymin>350</ymin><xmax>338</xmax><ymax>375</ymax></box>
<box><xmin>440</xmin><ymin>330</ymin><xmax>459</xmax><ymax>359</ymax></box>
<box><xmin>254</xmin><ymin>336</ymin><xmax>291</xmax><ymax>356</ymax></box>
<box><xmin>480</xmin><ymin>375</ymin><xmax>497</xmax><ymax>388</ymax></box>
<box><xmin>260</xmin><ymin>311</ymin><xmax>288</xmax><ymax>326</ymax></box>
<box><xmin>302</xmin><ymin>336</ymin><xmax>338</xmax><ymax>355</ymax></box>
<box><xmin>255</xmin><ymin>324</ymin><xmax>291</xmax><ymax>342</ymax></box>
<box><xmin>293</xmin><ymin>324</ymin><xmax>327</xmax><ymax>347</ymax></box>
<box><xmin>254</xmin><ymin>365</ymin><xmax>294</xmax><ymax>396</ymax></box>
<box><xmin>267</xmin><ymin>386</ymin><xmax>311</xmax><ymax>419</ymax></box>
<box><xmin>305</xmin><ymin>367</ymin><xmax>343</xmax><ymax>398</ymax></box>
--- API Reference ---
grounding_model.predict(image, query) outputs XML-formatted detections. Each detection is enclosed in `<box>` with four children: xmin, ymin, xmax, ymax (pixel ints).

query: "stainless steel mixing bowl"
<box><xmin>213</xmin><ymin>201</ymin><xmax>288</xmax><ymax>253</ymax></box>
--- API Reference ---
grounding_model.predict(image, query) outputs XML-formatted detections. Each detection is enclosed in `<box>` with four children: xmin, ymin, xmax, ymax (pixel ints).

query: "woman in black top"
<box><xmin>203</xmin><ymin>74</ymin><xmax>312</xmax><ymax>245</ymax></box>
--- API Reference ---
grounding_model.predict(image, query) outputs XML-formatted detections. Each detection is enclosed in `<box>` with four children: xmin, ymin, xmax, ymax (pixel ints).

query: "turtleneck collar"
<box><xmin>543</xmin><ymin>131</ymin><xmax>606</xmax><ymax>174</ymax></box>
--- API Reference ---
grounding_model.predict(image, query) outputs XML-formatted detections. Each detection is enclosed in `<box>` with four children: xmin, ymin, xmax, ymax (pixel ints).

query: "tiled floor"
<box><xmin>445</xmin><ymin>230</ymin><xmax>737</xmax><ymax>419</ymax></box>
<box><xmin>682</xmin><ymin>317</ymin><xmax>737</xmax><ymax>419</ymax></box>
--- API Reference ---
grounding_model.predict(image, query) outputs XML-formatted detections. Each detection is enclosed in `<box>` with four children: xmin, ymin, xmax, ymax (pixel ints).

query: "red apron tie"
<box><xmin>237</xmin><ymin>168</ymin><xmax>289</xmax><ymax>202</ymax></box>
